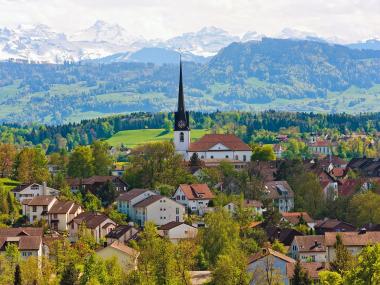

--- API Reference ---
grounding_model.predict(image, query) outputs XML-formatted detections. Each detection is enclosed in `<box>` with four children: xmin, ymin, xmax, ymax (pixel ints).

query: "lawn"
<box><xmin>107</xmin><ymin>129</ymin><xmax>209</xmax><ymax>148</ymax></box>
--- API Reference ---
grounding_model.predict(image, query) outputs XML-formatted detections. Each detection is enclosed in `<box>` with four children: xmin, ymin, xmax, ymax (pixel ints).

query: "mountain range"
<box><xmin>1</xmin><ymin>20</ymin><xmax>380</xmax><ymax>65</ymax></box>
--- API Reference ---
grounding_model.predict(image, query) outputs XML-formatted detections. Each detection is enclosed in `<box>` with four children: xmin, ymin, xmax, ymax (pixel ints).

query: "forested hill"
<box><xmin>2</xmin><ymin>111</ymin><xmax>380</xmax><ymax>153</ymax></box>
<box><xmin>1</xmin><ymin>38</ymin><xmax>380</xmax><ymax>124</ymax></box>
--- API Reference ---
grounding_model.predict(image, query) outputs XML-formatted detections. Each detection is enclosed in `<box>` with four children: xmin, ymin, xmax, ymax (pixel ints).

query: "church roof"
<box><xmin>188</xmin><ymin>134</ymin><xmax>251</xmax><ymax>152</ymax></box>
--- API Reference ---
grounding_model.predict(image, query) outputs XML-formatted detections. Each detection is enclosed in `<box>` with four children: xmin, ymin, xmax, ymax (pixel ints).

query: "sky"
<box><xmin>1</xmin><ymin>0</ymin><xmax>380</xmax><ymax>42</ymax></box>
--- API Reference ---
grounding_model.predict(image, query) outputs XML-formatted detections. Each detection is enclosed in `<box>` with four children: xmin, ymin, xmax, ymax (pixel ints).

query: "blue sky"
<box><xmin>1</xmin><ymin>0</ymin><xmax>379</xmax><ymax>42</ymax></box>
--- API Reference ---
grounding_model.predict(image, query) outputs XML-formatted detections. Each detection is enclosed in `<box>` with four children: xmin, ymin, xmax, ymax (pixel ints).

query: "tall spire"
<box><xmin>177</xmin><ymin>56</ymin><xmax>185</xmax><ymax>113</ymax></box>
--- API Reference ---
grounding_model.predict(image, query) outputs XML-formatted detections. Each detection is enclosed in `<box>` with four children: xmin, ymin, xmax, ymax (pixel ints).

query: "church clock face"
<box><xmin>177</xmin><ymin>120</ymin><xmax>186</xmax><ymax>129</ymax></box>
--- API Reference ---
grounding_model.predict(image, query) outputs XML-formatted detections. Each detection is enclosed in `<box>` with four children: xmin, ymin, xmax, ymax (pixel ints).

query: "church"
<box><xmin>173</xmin><ymin>60</ymin><xmax>252</xmax><ymax>162</ymax></box>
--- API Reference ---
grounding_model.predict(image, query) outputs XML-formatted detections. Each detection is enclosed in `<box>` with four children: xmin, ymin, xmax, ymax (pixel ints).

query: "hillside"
<box><xmin>1</xmin><ymin>38</ymin><xmax>380</xmax><ymax>124</ymax></box>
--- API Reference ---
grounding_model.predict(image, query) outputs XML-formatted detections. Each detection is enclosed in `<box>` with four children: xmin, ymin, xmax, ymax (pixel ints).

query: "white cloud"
<box><xmin>0</xmin><ymin>0</ymin><xmax>379</xmax><ymax>42</ymax></box>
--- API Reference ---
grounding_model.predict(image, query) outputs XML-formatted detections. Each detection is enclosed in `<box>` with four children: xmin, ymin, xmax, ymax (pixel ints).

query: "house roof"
<box><xmin>287</xmin><ymin>262</ymin><xmax>329</xmax><ymax>279</ymax></box>
<box><xmin>48</xmin><ymin>200</ymin><xmax>78</xmax><ymax>214</ymax></box>
<box><xmin>25</xmin><ymin>195</ymin><xmax>56</xmax><ymax>206</ymax></box>
<box><xmin>0</xmin><ymin>236</ymin><xmax>42</xmax><ymax>251</ymax></box>
<box><xmin>178</xmin><ymin>184</ymin><xmax>214</xmax><ymax>200</ymax></box>
<box><xmin>331</xmin><ymin>167</ymin><xmax>345</xmax><ymax>177</ymax></box>
<box><xmin>133</xmin><ymin>195</ymin><xmax>163</xmax><ymax>208</ymax></box>
<box><xmin>248</xmin><ymin>248</ymin><xmax>296</xmax><ymax>264</ymax></box>
<box><xmin>158</xmin><ymin>221</ymin><xmax>195</xmax><ymax>231</ymax></box>
<box><xmin>97</xmin><ymin>241</ymin><xmax>138</xmax><ymax>257</ymax></box>
<box><xmin>11</xmin><ymin>183</ymin><xmax>33</xmax><ymax>193</ymax></box>
<box><xmin>338</xmin><ymin>179</ymin><xmax>363</xmax><ymax>196</ymax></box>
<box><xmin>325</xmin><ymin>231</ymin><xmax>380</xmax><ymax>247</ymax></box>
<box><xmin>308</xmin><ymin>140</ymin><xmax>335</xmax><ymax>147</ymax></box>
<box><xmin>264</xmin><ymin>181</ymin><xmax>294</xmax><ymax>199</ymax></box>
<box><xmin>105</xmin><ymin>225</ymin><xmax>136</xmax><ymax>239</ymax></box>
<box><xmin>188</xmin><ymin>134</ymin><xmax>251</xmax><ymax>152</ymax></box>
<box><xmin>242</xmin><ymin>199</ymin><xmax>263</xmax><ymax>208</ymax></box>
<box><xmin>281</xmin><ymin>212</ymin><xmax>314</xmax><ymax>225</ymax></box>
<box><xmin>69</xmin><ymin>204</ymin><xmax>81</xmax><ymax>214</ymax></box>
<box><xmin>293</xmin><ymin>235</ymin><xmax>326</xmax><ymax>253</ymax></box>
<box><xmin>70</xmin><ymin>212</ymin><xmax>115</xmax><ymax>229</ymax></box>
<box><xmin>315</xmin><ymin>219</ymin><xmax>355</xmax><ymax>230</ymax></box>
<box><xmin>0</xmin><ymin>227</ymin><xmax>43</xmax><ymax>237</ymax></box>
<box><xmin>116</xmin><ymin>189</ymin><xmax>151</xmax><ymax>202</ymax></box>
<box><xmin>265</xmin><ymin>227</ymin><xmax>304</xmax><ymax>246</ymax></box>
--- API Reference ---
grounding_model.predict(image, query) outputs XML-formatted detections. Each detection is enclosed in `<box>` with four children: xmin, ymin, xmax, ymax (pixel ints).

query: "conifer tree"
<box><xmin>330</xmin><ymin>234</ymin><xmax>354</xmax><ymax>275</ymax></box>
<box><xmin>14</xmin><ymin>264</ymin><xmax>21</xmax><ymax>285</ymax></box>
<box><xmin>292</xmin><ymin>259</ymin><xmax>312</xmax><ymax>285</ymax></box>
<box><xmin>60</xmin><ymin>262</ymin><xmax>79</xmax><ymax>285</ymax></box>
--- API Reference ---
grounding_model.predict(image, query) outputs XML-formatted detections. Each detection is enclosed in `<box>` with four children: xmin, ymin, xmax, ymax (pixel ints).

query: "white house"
<box><xmin>224</xmin><ymin>200</ymin><xmax>264</xmax><ymax>216</ymax></box>
<box><xmin>116</xmin><ymin>189</ymin><xmax>157</xmax><ymax>220</ymax></box>
<box><xmin>47</xmin><ymin>201</ymin><xmax>82</xmax><ymax>232</ymax></box>
<box><xmin>158</xmin><ymin>222</ymin><xmax>198</xmax><ymax>243</ymax></box>
<box><xmin>12</xmin><ymin>182</ymin><xmax>59</xmax><ymax>202</ymax></box>
<box><xmin>172</xmin><ymin>60</ymin><xmax>252</xmax><ymax>162</ymax></box>
<box><xmin>290</xmin><ymin>235</ymin><xmax>327</xmax><ymax>262</ymax></box>
<box><xmin>22</xmin><ymin>195</ymin><xmax>57</xmax><ymax>224</ymax></box>
<box><xmin>133</xmin><ymin>195</ymin><xmax>185</xmax><ymax>227</ymax></box>
<box><xmin>173</xmin><ymin>184</ymin><xmax>214</xmax><ymax>215</ymax></box>
<box><xmin>264</xmin><ymin>181</ymin><xmax>294</xmax><ymax>213</ymax></box>
<box><xmin>68</xmin><ymin>212</ymin><xmax>117</xmax><ymax>243</ymax></box>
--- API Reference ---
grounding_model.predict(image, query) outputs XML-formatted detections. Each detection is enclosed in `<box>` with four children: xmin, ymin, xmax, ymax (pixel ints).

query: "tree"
<box><xmin>67</xmin><ymin>146</ymin><xmax>94</xmax><ymax>178</ymax></box>
<box><xmin>271</xmin><ymin>239</ymin><xmax>287</xmax><ymax>254</ymax></box>
<box><xmin>318</xmin><ymin>271</ymin><xmax>343</xmax><ymax>285</ymax></box>
<box><xmin>97</xmin><ymin>180</ymin><xmax>117</xmax><ymax>206</ymax></box>
<box><xmin>91</xmin><ymin>141</ymin><xmax>113</xmax><ymax>176</ymax></box>
<box><xmin>292</xmin><ymin>259</ymin><xmax>312</xmax><ymax>285</ymax></box>
<box><xmin>60</xmin><ymin>262</ymin><xmax>79</xmax><ymax>285</ymax></box>
<box><xmin>5</xmin><ymin>243</ymin><xmax>20</xmax><ymax>266</ymax></box>
<box><xmin>14</xmin><ymin>264</ymin><xmax>21</xmax><ymax>285</ymax></box>
<box><xmin>330</xmin><ymin>234</ymin><xmax>354</xmax><ymax>275</ymax></box>
<box><xmin>83</xmin><ymin>192</ymin><xmax>102</xmax><ymax>212</ymax></box>
<box><xmin>251</xmin><ymin>144</ymin><xmax>276</xmax><ymax>161</ymax></box>
<box><xmin>0</xmin><ymin>143</ymin><xmax>16</xmax><ymax>178</ymax></box>
<box><xmin>14</xmin><ymin>147</ymin><xmax>50</xmax><ymax>184</ymax></box>
<box><xmin>348</xmin><ymin>191</ymin><xmax>380</xmax><ymax>227</ymax></box>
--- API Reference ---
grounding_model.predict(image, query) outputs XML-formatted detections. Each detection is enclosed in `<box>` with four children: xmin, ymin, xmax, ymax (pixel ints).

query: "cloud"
<box><xmin>0</xmin><ymin>0</ymin><xmax>379</xmax><ymax>41</ymax></box>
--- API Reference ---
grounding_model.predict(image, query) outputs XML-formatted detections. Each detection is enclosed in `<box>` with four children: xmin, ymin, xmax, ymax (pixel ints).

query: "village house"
<box><xmin>133</xmin><ymin>195</ymin><xmax>186</xmax><ymax>226</ymax></box>
<box><xmin>314</xmin><ymin>219</ymin><xmax>356</xmax><ymax>235</ymax></box>
<box><xmin>224</xmin><ymin>199</ymin><xmax>264</xmax><ymax>216</ymax></box>
<box><xmin>273</xmin><ymin>144</ymin><xmax>283</xmax><ymax>159</ymax></box>
<box><xmin>47</xmin><ymin>200</ymin><xmax>83</xmax><ymax>232</ymax></box>
<box><xmin>265</xmin><ymin>227</ymin><xmax>304</xmax><ymax>246</ymax></box>
<box><xmin>105</xmin><ymin>224</ymin><xmax>139</xmax><ymax>245</ymax></box>
<box><xmin>348</xmin><ymin>158</ymin><xmax>380</xmax><ymax>177</ymax></box>
<box><xmin>264</xmin><ymin>181</ymin><xmax>294</xmax><ymax>213</ymax></box>
<box><xmin>290</xmin><ymin>235</ymin><xmax>327</xmax><ymax>262</ymax></box>
<box><xmin>281</xmin><ymin>212</ymin><xmax>315</xmax><ymax>229</ymax></box>
<box><xmin>308</xmin><ymin>140</ymin><xmax>336</xmax><ymax>156</ymax></box>
<box><xmin>22</xmin><ymin>195</ymin><xmax>57</xmax><ymax>224</ymax></box>
<box><xmin>287</xmin><ymin>262</ymin><xmax>329</xmax><ymax>284</ymax></box>
<box><xmin>96</xmin><ymin>241</ymin><xmax>139</xmax><ymax>271</ymax></box>
<box><xmin>0</xmin><ymin>227</ymin><xmax>45</xmax><ymax>259</ymax></box>
<box><xmin>325</xmin><ymin>230</ymin><xmax>380</xmax><ymax>261</ymax></box>
<box><xmin>247</xmin><ymin>248</ymin><xmax>296</xmax><ymax>285</ymax></box>
<box><xmin>68</xmin><ymin>212</ymin><xmax>117</xmax><ymax>243</ymax></box>
<box><xmin>173</xmin><ymin>184</ymin><xmax>215</xmax><ymax>215</ymax></box>
<box><xmin>116</xmin><ymin>188</ymin><xmax>157</xmax><ymax>221</ymax></box>
<box><xmin>158</xmin><ymin>222</ymin><xmax>198</xmax><ymax>243</ymax></box>
<box><xmin>12</xmin><ymin>182</ymin><xmax>59</xmax><ymax>202</ymax></box>
<box><xmin>67</xmin><ymin>175</ymin><xmax>128</xmax><ymax>193</ymax></box>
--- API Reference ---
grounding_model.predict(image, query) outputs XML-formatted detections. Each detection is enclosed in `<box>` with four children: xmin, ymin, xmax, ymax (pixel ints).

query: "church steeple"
<box><xmin>174</xmin><ymin>57</ymin><xmax>190</xmax><ymax>131</ymax></box>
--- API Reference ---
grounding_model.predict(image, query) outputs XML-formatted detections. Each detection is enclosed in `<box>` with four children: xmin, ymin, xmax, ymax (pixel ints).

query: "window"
<box><xmin>235</xmin><ymin>155</ymin><xmax>239</xmax><ymax>160</ymax></box>
<box><xmin>201</xmin><ymin>155</ymin><xmax>204</xmax><ymax>159</ymax></box>
<box><xmin>43</xmin><ymin>206</ymin><xmax>47</xmax><ymax>211</ymax></box>
<box><xmin>210</xmin><ymin>155</ymin><xmax>214</xmax><ymax>159</ymax></box>
<box><xmin>225</xmin><ymin>155</ymin><xmax>229</xmax><ymax>158</ymax></box>
<box><xmin>176</xmin><ymin>196</ymin><xmax>180</xmax><ymax>200</ymax></box>
<box><xmin>180</xmin><ymin>132</ymin><xmax>184</xmax><ymax>142</ymax></box>
<box><xmin>176</xmin><ymin>208</ymin><xmax>179</xmax><ymax>214</ymax></box>
<box><xmin>182</xmin><ymin>195</ymin><xmax>186</xmax><ymax>200</ymax></box>
<box><xmin>243</xmin><ymin>155</ymin><xmax>247</xmax><ymax>162</ymax></box>
<box><xmin>32</xmin><ymin>206</ymin><xmax>37</xmax><ymax>212</ymax></box>
<box><xmin>176</xmin><ymin>216</ymin><xmax>179</xmax><ymax>222</ymax></box>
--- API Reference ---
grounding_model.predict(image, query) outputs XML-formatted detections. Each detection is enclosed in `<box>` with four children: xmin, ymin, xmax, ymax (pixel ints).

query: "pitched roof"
<box><xmin>338</xmin><ymin>179</ymin><xmax>363</xmax><ymax>196</ymax></box>
<box><xmin>11</xmin><ymin>183</ymin><xmax>33</xmax><ymax>193</ymax></box>
<box><xmin>248</xmin><ymin>248</ymin><xmax>296</xmax><ymax>264</ymax></box>
<box><xmin>264</xmin><ymin>181</ymin><xmax>294</xmax><ymax>199</ymax></box>
<box><xmin>18</xmin><ymin>236</ymin><xmax>42</xmax><ymax>250</ymax></box>
<box><xmin>287</xmin><ymin>262</ymin><xmax>330</xmax><ymax>279</ymax></box>
<box><xmin>105</xmin><ymin>225</ymin><xmax>136</xmax><ymax>239</ymax></box>
<box><xmin>242</xmin><ymin>199</ymin><xmax>263</xmax><ymax>208</ymax></box>
<box><xmin>116</xmin><ymin>189</ymin><xmax>151</xmax><ymax>202</ymax></box>
<box><xmin>325</xmin><ymin>231</ymin><xmax>380</xmax><ymax>246</ymax></box>
<box><xmin>331</xmin><ymin>167</ymin><xmax>345</xmax><ymax>177</ymax></box>
<box><xmin>70</xmin><ymin>212</ymin><xmax>115</xmax><ymax>229</ymax></box>
<box><xmin>315</xmin><ymin>219</ymin><xmax>355</xmax><ymax>230</ymax></box>
<box><xmin>158</xmin><ymin>221</ymin><xmax>195</xmax><ymax>231</ymax></box>
<box><xmin>0</xmin><ymin>227</ymin><xmax>43</xmax><ymax>237</ymax></box>
<box><xmin>293</xmin><ymin>235</ymin><xmax>326</xmax><ymax>253</ymax></box>
<box><xmin>48</xmin><ymin>200</ymin><xmax>78</xmax><ymax>214</ymax></box>
<box><xmin>265</xmin><ymin>227</ymin><xmax>304</xmax><ymax>246</ymax></box>
<box><xmin>133</xmin><ymin>195</ymin><xmax>163</xmax><ymax>208</ymax></box>
<box><xmin>188</xmin><ymin>134</ymin><xmax>251</xmax><ymax>152</ymax></box>
<box><xmin>106</xmin><ymin>241</ymin><xmax>138</xmax><ymax>257</ymax></box>
<box><xmin>178</xmin><ymin>184</ymin><xmax>214</xmax><ymax>200</ymax></box>
<box><xmin>26</xmin><ymin>195</ymin><xmax>56</xmax><ymax>206</ymax></box>
<box><xmin>69</xmin><ymin>204</ymin><xmax>81</xmax><ymax>214</ymax></box>
<box><xmin>281</xmin><ymin>212</ymin><xmax>314</xmax><ymax>224</ymax></box>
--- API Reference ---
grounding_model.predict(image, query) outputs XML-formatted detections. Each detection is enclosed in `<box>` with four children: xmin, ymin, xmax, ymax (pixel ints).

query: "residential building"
<box><xmin>22</xmin><ymin>195</ymin><xmax>57</xmax><ymax>224</ymax></box>
<box><xmin>67</xmin><ymin>176</ymin><xmax>128</xmax><ymax>193</ymax></box>
<box><xmin>0</xmin><ymin>227</ymin><xmax>44</xmax><ymax>259</ymax></box>
<box><xmin>308</xmin><ymin>140</ymin><xmax>336</xmax><ymax>156</ymax></box>
<box><xmin>325</xmin><ymin>230</ymin><xmax>380</xmax><ymax>261</ymax></box>
<box><xmin>133</xmin><ymin>195</ymin><xmax>185</xmax><ymax>226</ymax></box>
<box><xmin>287</xmin><ymin>262</ymin><xmax>329</xmax><ymax>284</ymax></box>
<box><xmin>247</xmin><ymin>248</ymin><xmax>296</xmax><ymax>285</ymax></box>
<box><xmin>116</xmin><ymin>189</ymin><xmax>157</xmax><ymax>220</ymax></box>
<box><xmin>224</xmin><ymin>200</ymin><xmax>264</xmax><ymax>216</ymax></box>
<box><xmin>281</xmin><ymin>212</ymin><xmax>315</xmax><ymax>229</ymax></box>
<box><xmin>273</xmin><ymin>144</ymin><xmax>283</xmax><ymax>159</ymax></box>
<box><xmin>315</xmin><ymin>219</ymin><xmax>356</xmax><ymax>235</ymax></box>
<box><xmin>158</xmin><ymin>222</ymin><xmax>198</xmax><ymax>243</ymax></box>
<box><xmin>348</xmin><ymin>158</ymin><xmax>380</xmax><ymax>177</ymax></box>
<box><xmin>265</xmin><ymin>227</ymin><xmax>304</xmax><ymax>246</ymax></box>
<box><xmin>290</xmin><ymin>235</ymin><xmax>327</xmax><ymax>262</ymax></box>
<box><xmin>264</xmin><ymin>181</ymin><xmax>294</xmax><ymax>212</ymax></box>
<box><xmin>47</xmin><ymin>201</ymin><xmax>82</xmax><ymax>231</ymax></box>
<box><xmin>172</xmin><ymin>60</ymin><xmax>252</xmax><ymax>162</ymax></box>
<box><xmin>105</xmin><ymin>224</ymin><xmax>139</xmax><ymax>245</ymax></box>
<box><xmin>68</xmin><ymin>212</ymin><xmax>116</xmax><ymax>243</ymax></box>
<box><xmin>96</xmin><ymin>241</ymin><xmax>139</xmax><ymax>271</ymax></box>
<box><xmin>173</xmin><ymin>184</ymin><xmax>214</xmax><ymax>215</ymax></box>
<box><xmin>12</xmin><ymin>182</ymin><xmax>59</xmax><ymax>202</ymax></box>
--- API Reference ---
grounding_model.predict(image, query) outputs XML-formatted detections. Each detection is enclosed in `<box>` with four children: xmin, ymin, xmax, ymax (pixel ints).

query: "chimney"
<box><xmin>42</xmin><ymin>182</ymin><xmax>47</xmax><ymax>195</ymax></box>
<box><xmin>359</xmin><ymin>228</ymin><xmax>367</xmax><ymax>235</ymax></box>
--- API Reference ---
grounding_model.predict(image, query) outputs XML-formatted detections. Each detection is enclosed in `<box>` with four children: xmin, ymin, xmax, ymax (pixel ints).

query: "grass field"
<box><xmin>107</xmin><ymin>129</ymin><xmax>209</xmax><ymax>148</ymax></box>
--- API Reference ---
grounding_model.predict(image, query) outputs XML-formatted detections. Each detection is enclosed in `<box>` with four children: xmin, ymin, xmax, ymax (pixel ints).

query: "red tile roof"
<box><xmin>338</xmin><ymin>179</ymin><xmax>363</xmax><ymax>196</ymax></box>
<box><xmin>188</xmin><ymin>134</ymin><xmax>251</xmax><ymax>152</ymax></box>
<box><xmin>248</xmin><ymin>248</ymin><xmax>296</xmax><ymax>264</ymax></box>
<box><xmin>287</xmin><ymin>262</ymin><xmax>329</xmax><ymax>279</ymax></box>
<box><xmin>48</xmin><ymin>200</ymin><xmax>79</xmax><ymax>214</ymax></box>
<box><xmin>179</xmin><ymin>184</ymin><xmax>215</xmax><ymax>200</ymax></box>
<box><xmin>293</xmin><ymin>235</ymin><xmax>326</xmax><ymax>253</ymax></box>
<box><xmin>325</xmin><ymin>231</ymin><xmax>380</xmax><ymax>246</ymax></box>
<box><xmin>0</xmin><ymin>227</ymin><xmax>43</xmax><ymax>237</ymax></box>
<box><xmin>282</xmin><ymin>212</ymin><xmax>314</xmax><ymax>224</ymax></box>
<box><xmin>331</xmin><ymin>167</ymin><xmax>345</xmax><ymax>177</ymax></box>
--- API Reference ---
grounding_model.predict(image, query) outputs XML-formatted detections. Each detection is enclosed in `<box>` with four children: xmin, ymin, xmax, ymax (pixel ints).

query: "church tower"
<box><xmin>174</xmin><ymin>58</ymin><xmax>190</xmax><ymax>157</ymax></box>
